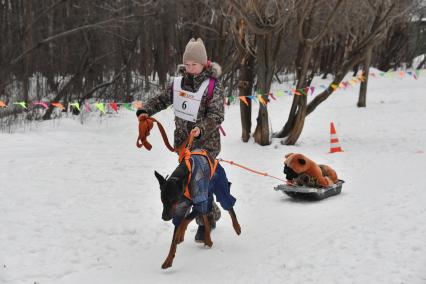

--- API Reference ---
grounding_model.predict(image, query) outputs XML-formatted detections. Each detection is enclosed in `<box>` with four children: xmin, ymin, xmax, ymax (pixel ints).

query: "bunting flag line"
<box><xmin>0</xmin><ymin>69</ymin><xmax>424</xmax><ymax>112</ymax></box>
<box><xmin>0</xmin><ymin>100</ymin><xmax>146</xmax><ymax>113</ymax></box>
<box><xmin>219</xmin><ymin>69</ymin><xmax>424</xmax><ymax>105</ymax></box>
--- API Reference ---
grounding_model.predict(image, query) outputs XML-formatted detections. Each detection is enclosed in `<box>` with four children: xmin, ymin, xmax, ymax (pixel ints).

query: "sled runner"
<box><xmin>274</xmin><ymin>180</ymin><xmax>345</xmax><ymax>200</ymax></box>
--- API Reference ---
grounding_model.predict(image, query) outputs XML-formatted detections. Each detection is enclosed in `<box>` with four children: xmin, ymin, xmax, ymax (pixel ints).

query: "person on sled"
<box><xmin>136</xmin><ymin>38</ymin><xmax>236</xmax><ymax>242</ymax></box>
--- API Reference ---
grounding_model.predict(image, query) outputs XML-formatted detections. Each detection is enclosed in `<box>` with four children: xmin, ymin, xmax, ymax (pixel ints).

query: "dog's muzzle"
<box><xmin>284</xmin><ymin>165</ymin><xmax>299</xmax><ymax>180</ymax></box>
<box><xmin>162</xmin><ymin>211</ymin><xmax>173</xmax><ymax>221</ymax></box>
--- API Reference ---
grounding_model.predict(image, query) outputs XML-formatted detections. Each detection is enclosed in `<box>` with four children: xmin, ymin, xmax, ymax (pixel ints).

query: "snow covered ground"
<box><xmin>1</xmin><ymin>71</ymin><xmax>426</xmax><ymax>284</ymax></box>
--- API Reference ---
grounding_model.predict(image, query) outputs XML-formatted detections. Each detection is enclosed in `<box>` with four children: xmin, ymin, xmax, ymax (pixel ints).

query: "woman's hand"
<box><xmin>138</xmin><ymin>113</ymin><xmax>149</xmax><ymax>121</ymax></box>
<box><xmin>191</xmin><ymin>127</ymin><xmax>201</xmax><ymax>137</ymax></box>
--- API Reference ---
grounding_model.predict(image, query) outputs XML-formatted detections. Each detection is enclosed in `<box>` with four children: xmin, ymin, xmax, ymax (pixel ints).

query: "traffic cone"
<box><xmin>330</xmin><ymin>122</ymin><xmax>343</xmax><ymax>153</ymax></box>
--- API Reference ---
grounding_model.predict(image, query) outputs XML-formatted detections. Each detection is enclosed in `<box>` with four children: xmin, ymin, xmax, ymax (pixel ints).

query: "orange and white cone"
<box><xmin>330</xmin><ymin>122</ymin><xmax>343</xmax><ymax>153</ymax></box>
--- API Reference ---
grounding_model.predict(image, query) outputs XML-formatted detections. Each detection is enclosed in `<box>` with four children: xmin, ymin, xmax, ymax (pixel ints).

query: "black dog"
<box><xmin>155</xmin><ymin>159</ymin><xmax>241</xmax><ymax>269</ymax></box>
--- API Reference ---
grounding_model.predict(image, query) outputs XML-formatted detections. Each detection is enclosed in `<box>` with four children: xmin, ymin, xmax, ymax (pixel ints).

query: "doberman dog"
<box><xmin>154</xmin><ymin>153</ymin><xmax>241</xmax><ymax>269</ymax></box>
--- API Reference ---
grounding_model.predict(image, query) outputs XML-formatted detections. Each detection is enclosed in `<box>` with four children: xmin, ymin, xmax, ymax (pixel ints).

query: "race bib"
<box><xmin>173</xmin><ymin>77</ymin><xmax>209</xmax><ymax>122</ymax></box>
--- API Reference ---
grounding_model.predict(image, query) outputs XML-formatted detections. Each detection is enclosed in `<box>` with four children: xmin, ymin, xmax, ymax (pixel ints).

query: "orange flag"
<box><xmin>0</xmin><ymin>101</ymin><xmax>6</xmax><ymax>108</ymax></box>
<box><xmin>52</xmin><ymin>102</ymin><xmax>65</xmax><ymax>110</ymax></box>
<box><xmin>258</xmin><ymin>95</ymin><xmax>267</xmax><ymax>105</ymax></box>
<box><xmin>291</xmin><ymin>89</ymin><xmax>302</xmax><ymax>96</ymax></box>
<box><xmin>239</xmin><ymin>96</ymin><xmax>249</xmax><ymax>106</ymax></box>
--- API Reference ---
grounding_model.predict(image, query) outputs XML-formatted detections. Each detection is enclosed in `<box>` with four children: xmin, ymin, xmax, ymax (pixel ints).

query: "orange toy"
<box><xmin>284</xmin><ymin>153</ymin><xmax>338</xmax><ymax>187</ymax></box>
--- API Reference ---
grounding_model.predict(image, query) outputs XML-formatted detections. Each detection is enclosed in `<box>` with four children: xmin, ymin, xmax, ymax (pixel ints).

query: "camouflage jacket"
<box><xmin>141</xmin><ymin>62</ymin><xmax>224</xmax><ymax>159</ymax></box>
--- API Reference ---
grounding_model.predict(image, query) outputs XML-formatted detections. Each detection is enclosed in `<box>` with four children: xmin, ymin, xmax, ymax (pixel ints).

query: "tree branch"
<box><xmin>312</xmin><ymin>0</ymin><xmax>345</xmax><ymax>44</ymax></box>
<box><xmin>11</xmin><ymin>14</ymin><xmax>152</xmax><ymax>65</ymax></box>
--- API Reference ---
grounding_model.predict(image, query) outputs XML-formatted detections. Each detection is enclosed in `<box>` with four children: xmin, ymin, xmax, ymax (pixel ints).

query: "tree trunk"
<box><xmin>253</xmin><ymin>34</ymin><xmax>274</xmax><ymax>146</ymax></box>
<box><xmin>283</xmin><ymin>44</ymin><xmax>313</xmax><ymax>145</ymax></box>
<box><xmin>275</xmin><ymin>42</ymin><xmax>312</xmax><ymax>142</ymax></box>
<box><xmin>22</xmin><ymin>0</ymin><xmax>33</xmax><ymax>104</ymax></box>
<box><xmin>238</xmin><ymin>53</ymin><xmax>255</xmax><ymax>142</ymax></box>
<box><xmin>357</xmin><ymin>46</ymin><xmax>372</xmax><ymax>107</ymax></box>
<box><xmin>417</xmin><ymin>56</ymin><xmax>426</xmax><ymax>70</ymax></box>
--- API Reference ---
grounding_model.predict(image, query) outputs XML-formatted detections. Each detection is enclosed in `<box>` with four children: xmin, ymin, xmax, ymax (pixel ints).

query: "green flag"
<box><xmin>14</xmin><ymin>101</ymin><xmax>27</xmax><ymax>109</ymax></box>
<box><xmin>70</xmin><ymin>102</ymin><xmax>80</xmax><ymax>111</ymax></box>
<box><xmin>96</xmin><ymin>103</ymin><xmax>105</xmax><ymax>114</ymax></box>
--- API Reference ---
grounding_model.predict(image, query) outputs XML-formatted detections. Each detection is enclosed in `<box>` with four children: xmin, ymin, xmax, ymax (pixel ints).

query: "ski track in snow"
<box><xmin>1</xmin><ymin>71</ymin><xmax>426</xmax><ymax>283</ymax></box>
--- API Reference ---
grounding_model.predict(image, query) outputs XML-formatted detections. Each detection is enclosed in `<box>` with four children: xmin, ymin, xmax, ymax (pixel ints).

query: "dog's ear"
<box><xmin>285</xmin><ymin>153</ymin><xmax>294</xmax><ymax>158</ymax></box>
<box><xmin>154</xmin><ymin>171</ymin><xmax>166</xmax><ymax>187</ymax></box>
<box><xmin>298</xmin><ymin>158</ymin><xmax>306</xmax><ymax>165</ymax></box>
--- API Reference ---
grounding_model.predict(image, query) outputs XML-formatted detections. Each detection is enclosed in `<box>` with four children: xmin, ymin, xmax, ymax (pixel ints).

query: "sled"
<box><xmin>274</xmin><ymin>180</ymin><xmax>345</xmax><ymax>200</ymax></box>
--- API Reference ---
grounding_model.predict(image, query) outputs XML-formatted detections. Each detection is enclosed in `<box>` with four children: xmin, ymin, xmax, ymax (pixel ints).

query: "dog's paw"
<box><xmin>161</xmin><ymin>258</ymin><xmax>173</xmax><ymax>269</ymax></box>
<box><xmin>233</xmin><ymin>221</ymin><xmax>242</xmax><ymax>235</ymax></box>
<box><xmin>203</xmin><ymin>240</ymin><xmax>213</xmax><ymax>248</ymax></box>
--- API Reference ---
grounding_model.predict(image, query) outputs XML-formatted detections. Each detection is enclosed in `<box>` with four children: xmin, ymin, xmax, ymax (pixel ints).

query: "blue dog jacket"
<box><xmin>172</xmin><ymin>154</ymin><xmax>236</xmax><ymax>226</ymax></box>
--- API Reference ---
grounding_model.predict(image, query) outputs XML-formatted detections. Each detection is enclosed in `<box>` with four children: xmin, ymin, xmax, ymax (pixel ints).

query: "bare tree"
<box><xmin>275</xmin><ymin>0</ymin><xmax>345</xmax><ymax>145</ymax></box>
<box><xmin>227</xmin><ymin>0</ymin><xmax>293</xmax><ymax>145</ymax></box>
<box><xmin>306</xmin><ymin>0</ymin><xmax>413</xmax><ymax>115</ymax></box>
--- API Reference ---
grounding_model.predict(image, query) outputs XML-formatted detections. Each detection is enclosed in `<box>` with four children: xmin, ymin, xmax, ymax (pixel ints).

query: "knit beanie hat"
<box><xmin>182</xmin><ymin>38</ymin><xmax>208</xmax><ymax>65</ymax></box>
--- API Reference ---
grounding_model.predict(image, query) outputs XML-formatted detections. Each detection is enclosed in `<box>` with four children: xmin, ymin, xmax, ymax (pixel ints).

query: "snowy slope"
<box><xmin>1</xmin><ymin>72</ymin><xmax>426</xmax><ymax>284</ymax></box>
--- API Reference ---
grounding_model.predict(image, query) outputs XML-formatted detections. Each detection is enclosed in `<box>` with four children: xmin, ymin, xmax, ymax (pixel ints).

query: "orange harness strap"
<box><xmin>137</xmin><ymin>116</ymin><xmax>175</xmax><ymax>152</ymax></box>
<box><xmin>219</xmin><ymin>158</ymin><xmax>287</xmax><ymax>183</ymax></box>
